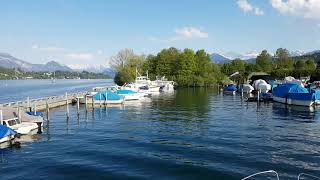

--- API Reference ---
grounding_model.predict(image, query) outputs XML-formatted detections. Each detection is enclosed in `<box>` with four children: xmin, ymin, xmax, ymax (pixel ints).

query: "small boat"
<box><xmin>242</xmin><ymin>84</ymin><xmax>254</xmax><ymax>94</ymax></box>
<box><xmin>116</xmin><ymin>89</ymin><xmax>140</xmax><ymax>101</ymax></box>
<box><xmin>242</xmin><ymin>170</ymin><xmax>320</xmax><ymax>180</ymax></box>
<box><xmin>0</xmin><ymin>124</ymin><xmax>16</xmax><ymax>144</ymax></box>
<box><xmin>272</xmin><ymin>83</ymin><xmax>320</xmax><ymax>106</ymax></box>
<box><xmin>79</xmin><ymin>90</ymin><xmax>124</xmax><ymax>105</ymax></box>
<box><xmin>224</xmin><ymin>84</ymin><xmax>237</xmax><ymax>95</ymax></box>
<box><xmin>2</xmin><ymin>117</ymin><xmax>38</xmax><ymax>135</ymax></box>
<box><xmin>253</xmin><ymin>79</ymin><xmax>271</xmax><ymax>93</ymax></box>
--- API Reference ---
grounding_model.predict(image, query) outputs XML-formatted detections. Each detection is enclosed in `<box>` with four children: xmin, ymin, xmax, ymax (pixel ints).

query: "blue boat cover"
<box><xmin>272</xmin><ymin>83</ymin><xmax>308</xmax><ymax>98</ymax></box>
<box><xmin>26</xmin><ymin>111</ymin><xmax>44</xmax><ymax>117</ymax></box>
<box><xmin>116</xmin><ymin>89</ymin><xmax>136</xmax><ymax>95</ymax></box>
<box><xmin>224</xmin><ymin>84</ymin><xmax>237</xmax><ymax>92</ymax></box>
<box><xmin>0</xmin><ymin>125</ymin><xmax>16</xmax><ymax>139</ymax></box>
<box><xmin>94</xmin><ymin>90</ymin><xmax>122</xmax><ymax>101</ymax></box>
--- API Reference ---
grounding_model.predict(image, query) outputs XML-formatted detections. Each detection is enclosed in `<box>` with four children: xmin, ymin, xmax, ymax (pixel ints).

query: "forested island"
<box><xmin>111</xmin><ymin>47</ymin><xmax>320</xmax><ymax>87</ymax></box>
<box><xmin>0</xmin><ymin>68</ymin><xmax>110</xmax><ymax>80</ymax></box>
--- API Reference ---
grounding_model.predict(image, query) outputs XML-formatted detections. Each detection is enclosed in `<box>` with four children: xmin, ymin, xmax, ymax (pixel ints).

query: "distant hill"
<box><xmin>0</xmin><ymin>53</ymin><xmax>72</xmax><ymax>72</ymax></box>
<box><xmin>68</xmin><ymin>64</ymin><xmax>116</xmax><ymax>77</ymax></box>
<box><xmin>210</xmin><ymin>53</ymin><xmax>230</xmax><ymax>64</ymax></box>
<box><xmin>295</xmin><ymin>51</ymin><xmax>320</xmax><ymax>63</ymax></box>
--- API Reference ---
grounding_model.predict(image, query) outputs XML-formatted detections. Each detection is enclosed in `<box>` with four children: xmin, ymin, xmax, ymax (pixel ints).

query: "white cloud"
<box><xmin>175</xmin><ymin>27</ymin><xmax>208</xmax><ymax>39</ymax></box>
<box><xmin>97</xmin><ymin>50</ymin><xmax>103</xmax><ymax>55</ymax></box>
<box><xmin>149</xmin><ymin>26</ymin><xmax>208</xmax><ymax>43</ymax></box>
<box><xmin>270</xmin><ymin>0</ymin><xmax>320</xmax><ymax>19</ymax></box>
<box><xmin>237</xmin><ymin>0</ymin><xmax>253</xmax><ymax>12</ymax></box>
<box><xmin>31</xmin><ymin>44</ymin><xmax>67</xmax><ymax>53</ymax></box>
<box><xmin>237</xmin><ymin>0</ymin><xmax>264</xmax><ymax>16</ymax></box>
<box><xmin>67</xmin><ymin>53</ymin><xmax>94</xmax><ymax>60</ymax></box>
<box><xmin>254</xmin><ymin>7</ymin><xmax>264</xmax><ymax>16</ymax></box>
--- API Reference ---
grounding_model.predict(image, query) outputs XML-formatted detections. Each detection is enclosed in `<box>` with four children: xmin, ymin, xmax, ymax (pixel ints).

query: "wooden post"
<box><xmin>257</xmin><ymin>89</ymin><xmax>260</xmax><ymax>103</ymax></box>
<box><xmin>66</xmin><ymin>92</ymin><xmax>69</xmax><ymax>118</ymax></box>
<box><xmin>18</xmin><ymin>107</ymin><xmax>21</xmax><ymax>123</ymax></box>
<box><xmin>34</xmin><ymin>104</ymin><xmax>37</xmax><ymax>114</ymax></box>
<box><xmin>99</xmin><ymin>93</ymin><xmax>102</xmax><ymax>107</ymax></box>
<box><xmin>27</xmin><ymin>96</ymin><xmax>30</xmax><ymax>110</ymax></box>
<box><xmin>77</xmin><ymin>97</ymin><xmax>80</xmax><ymax>115</ymax></box>
<box><xmin>46</xmin><ymin>100</ymin><xmax>50</xmax><ymax>121</ymax></box>
<box><xmin>0</xmin><ymin>109</ymin><xmax>3</xmax><ymax>125</ymax></box>
<box><xmin>85</xmin><ymin>95</ymin><xmax>88</xmax><ymax>111</ymax></box>
<box><xmin>92</xmin><ymin>96</ymin><xmax>95</xmax><ymax>109</ymax></box>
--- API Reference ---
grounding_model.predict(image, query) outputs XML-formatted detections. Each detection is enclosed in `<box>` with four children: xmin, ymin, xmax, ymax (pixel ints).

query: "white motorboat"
<box><xmin>242</xmin><ymin>84</ymin><xmax>254</xmax><ymax>94</ymax></box>
<box><xmin>2</xmin><ymin>117</ymin><xmax>38</xmax><ymax>135</ymax></box>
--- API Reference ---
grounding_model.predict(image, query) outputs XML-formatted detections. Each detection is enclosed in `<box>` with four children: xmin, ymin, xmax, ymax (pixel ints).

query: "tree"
<box><xmin>109</xmin><ymin>48</ymin><xmax>135</xmax><ymax>70</ymax></box>
<box><xmin>273</xmin><ymin>48</ymin><xmax>294</xmax><ymax>77</ymax></box>
<box><xmin>256</xmin><ymin>50</ymin><xmax>272</xmax><ymax>73</ymax></box>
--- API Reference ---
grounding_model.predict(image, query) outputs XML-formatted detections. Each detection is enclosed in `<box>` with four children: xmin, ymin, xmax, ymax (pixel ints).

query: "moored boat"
<box><xmin>0</xmin><ymin>124</ymin><xmax>16</xmax><ymax>144</ymax></box>
<box><xmin>79</xmin><ymin>90</ymin><xmax>124</xmax><ymax>105</ymax></box>
<box><xmin>272</xmin><ymin>83</ymin><xmax>320</xmax><ymax>106</ymax></box>
<box><xmin>2</xmin><ymin>117</ymin><xmax>38</xmax><ymax>135</ymax></box>
<box><xmin>224</xmin><ymin>84</ymin><xmax>237</xmax><ymax>95</ymax></box>
<box><xmin>116</xmin><ymin>89</ymin><xmax>140</xmax><ymax>101</ymax></box>
<box><xmin>242</xmin><ymin>84</ymin><xmax>254</xmax><ymax>94</ymax></box>
<box><xmin>253</xmin><ymin>79</ymin><xmax>271</xmax><ymax>93</ymax></box>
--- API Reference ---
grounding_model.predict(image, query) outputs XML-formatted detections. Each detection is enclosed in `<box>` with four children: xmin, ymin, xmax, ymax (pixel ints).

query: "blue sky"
<box><xmin>1</xmin><ymin>0</ymin><xmax>320</xmax><ymax>67</ymax></box>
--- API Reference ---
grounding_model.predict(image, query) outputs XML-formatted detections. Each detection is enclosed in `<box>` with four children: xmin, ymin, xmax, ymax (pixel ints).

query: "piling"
<box><xmin>66</xmin><ymin>92</ymin><xmax>69</xmax><ymax>118</ymax></box>
<box><xmin>0</xmin><ymin>109</ymin><xmax>3</xmax><ymax>125</ymax></box>
<box><xmin>99</xmin><ymin>93</ymin><xmax>102</xmax><ymax>107</ymax></box>
<box><xmin>92</xmin><ymin>96</ymin><xmax>95</xmax><ymax>109</ymax></box>
<box><xmin>46</xmin><ymin>100</ymin><xmax>50</xmax><ymax>121</ymax></box>
<box><xmin>257</xmin><ymin>89</ymin><xmax>260</xmax><ymax>104</ymax></box>
<box><xmin>27</xmin><ymin>96</ymin><xmax>30</xmax><ymax>111</ymax></box>
<box><xmin>34</xmin><ymin>104</ymin><xmax>37</xmax><ymax>114</ymax></box>
<box><xmin>85</xmin><ymin>95</ymin><xmax>88</xmax><ymax>111</ymax></box>
<box><xmin>77</xmin><ymin>97</ymin><xmax>80</xmax><ymax>115</ymax></box>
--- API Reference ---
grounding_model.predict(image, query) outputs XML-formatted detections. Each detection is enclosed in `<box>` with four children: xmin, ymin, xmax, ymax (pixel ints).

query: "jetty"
<box><xmin>0</xmin><ymin>92</ymin><xmax>88</xmax><ymax>127</ymax></box>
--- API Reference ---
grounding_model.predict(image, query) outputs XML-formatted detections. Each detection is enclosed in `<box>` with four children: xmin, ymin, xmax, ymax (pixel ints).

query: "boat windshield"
<box><xmin>6</xmin><ymin>120</ymin><xmax>17</xmax><ymax>126</ymax></box>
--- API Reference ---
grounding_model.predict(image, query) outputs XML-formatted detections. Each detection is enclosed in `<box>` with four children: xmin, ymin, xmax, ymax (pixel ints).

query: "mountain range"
<box><xmin>210</xmin><ymin>50</ymin><xmax>320</xmax><ymax>64</ymax></box>
<box><xmin>0</xmin><ymin>53</ymin><xmax>72</xmax><ymax>72</ymax></box>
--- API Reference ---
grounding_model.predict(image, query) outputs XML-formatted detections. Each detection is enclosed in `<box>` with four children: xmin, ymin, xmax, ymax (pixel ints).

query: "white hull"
<box><xmin>273</xmin><ymin>96</ymin><xmax>314</xmax><ymax>106</ymax></box>
<box><xmin>224</xmin><ymin>90</ymin><xmax>236</xmax><ymax>95</ymax></box>
<box><xmin>79</xmin><ymin>97</ymin><xmax>123</xmax><ymax>104</ymax></box>
<box><xmin>119</xmin><ymin>93</ymin><xmax>140</xmax><ymax>101</ymax></box>
<box><xmin>0</xmin><ymin>135</ymin><xmax>14</xmax><ymax>144</ymax></box>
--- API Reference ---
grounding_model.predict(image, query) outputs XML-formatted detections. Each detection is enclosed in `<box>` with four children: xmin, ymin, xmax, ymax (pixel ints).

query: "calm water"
<box><xmin>1</xmin><ymin>80</ymin><xmax>320</xmax><ymax>179</ymax></box>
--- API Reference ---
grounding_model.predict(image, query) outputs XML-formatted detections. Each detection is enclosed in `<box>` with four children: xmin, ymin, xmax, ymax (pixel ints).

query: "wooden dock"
<box><xmin>0</xmin><ymin>92</ymin><xmax>87</xmax><ymax>124</ymax></box>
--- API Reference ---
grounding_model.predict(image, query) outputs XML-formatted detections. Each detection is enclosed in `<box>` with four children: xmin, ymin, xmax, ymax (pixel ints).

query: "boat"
<box><xmin>242</xmin><ymin>170</ymin><xmax>320</xmax><ymax>180</ymax></box>
<box><xmin>79</xmin><ymin>90</ymin><xmax>124</xmax><ymax>105</ymax></box>
<box><xmin>116</xmin><ymin>89</ymin><xmax>140</xmax><ymax>101</ymax></box>
<box><xmin>272</xmin><ymin>83</ymin><xmax>320</xmax><ymax>106</ymax></box>
<box><xmin>0</xmin><ymin>124</ymin><xmax>16</xmax><ymax>144</ymax></box>
<box><xmin>153</xmin><ymin>76</ymin><xmax>175</xmax><ymax>92</ymax></box>
<box><xmin>283</xmin><ymin>76</ymin><xmax>304</xmax><ymax>87</ymax></box>
<box><xmin>242</xmin><ymin>84</ymin><xmax>254</xmax><ymax>94</ymax></box>
<box><xmin>224</xmin><ymin>84</ymin><xmax>237</xmax><ymax>94</ymax></box>
<box><xmin>253</xmin><ymin>79</ymin><xmax>271</xmax><ymax>93</ymax></box>
<box><xmin>2</xmin><ymin>117</ymin><xmax>38</xmax><ymax>135</ymax></box>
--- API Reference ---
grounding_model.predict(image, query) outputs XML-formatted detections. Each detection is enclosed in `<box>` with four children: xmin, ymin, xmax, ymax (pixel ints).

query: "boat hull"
<box><xmin>224</xmin><ymin>90</ymin><xmax>236</xmax><ymax>95</ymax></box>
<box><xmin>273</xmin><ymin>96</ymin><xmax>314</xmax><ymax>106</ymax></box>
<box><xmin>79</xmin><ymin>97</ymin><xmax>123</xmax><ymax>104</ymax></box>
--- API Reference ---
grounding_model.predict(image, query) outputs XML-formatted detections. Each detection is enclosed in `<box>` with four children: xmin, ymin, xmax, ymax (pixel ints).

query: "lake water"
<box><xmin>1</xmin><ymin>80</ymin><xmax>320</xmax><ymax>179</ymax></box>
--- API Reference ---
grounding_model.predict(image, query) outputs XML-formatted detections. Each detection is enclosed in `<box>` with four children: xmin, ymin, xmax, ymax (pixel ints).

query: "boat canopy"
<box><xmin>224</xmin><ymin>84</ymin><xmax>237</xmax><ymax>91</ymax></box>
<box><xmin>273</xmin><ymin>83</ymin><xmax>309</xmax><ymax>98</ymax></box>
<box><xmin>116</xmin><ymin>89</ymin><xmax>137</xmax><ymax>94</ymax></box>
<box><xmin>94</xmin><ymin>90</ymin><xmax>122</xmax><ymax>101</ymax></box>
<box><xmin>0</xmin><ymin>125</ymin><xmax>16</xmax><ymax>139</ymax></box>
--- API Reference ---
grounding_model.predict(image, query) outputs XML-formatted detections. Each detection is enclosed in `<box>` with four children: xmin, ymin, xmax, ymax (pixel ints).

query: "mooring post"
<box><xmin>85</xmin><ymin>94</ymin><xmax>88</xmax><ymax>111</ymax></box>
<box><xmin>18</xmin><ymin>107</ymin><xmax>21</xmax><ymax>123</ymax></box>
<box><xmin>99</xmin><ymin>93</ymin><xmax>102</xmax><ymax>107</ymax></box>
<box><xmin>46</xmin><ymin>100</ymin><xmax>50</xmax><ymax>121</ymax></box>
<box><xmin>92</xmin><ymin>96</ymin><xmax>95</xmax><ymax>109</ymax></box>
<box><xmin>34</xmin><ymin>104</ymin><xmax>37</xmax><ymax>114</ymax></box>
<box><xmin>27</xmin><ymin>96</ymin><xmax>30</xmax><ymax>110</ymax></box>
<box><xmin>77</xmin><ymin>97</ymin><xmax>80</xmax><ymax>115</ymax></box>
<box><xmin>0</xmin><ymin>109</ymin><xmax>3</xmax><ymax>125</ymax></box>
<box><xmin>257</xmin><ymin>89</ymin><xmax>260</xmax><ymax>104</ymax></box>
<box><xmin>66</xmin><ymin>92</ymin><xmax>69</xmax><ymax>118</ymax></box>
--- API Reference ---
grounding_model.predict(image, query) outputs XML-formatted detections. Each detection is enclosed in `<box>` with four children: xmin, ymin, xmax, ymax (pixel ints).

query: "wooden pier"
<box><xmin>0</xmin><ymin>92</ymin><xmax>87</xmax><ymax>124</ymax></box>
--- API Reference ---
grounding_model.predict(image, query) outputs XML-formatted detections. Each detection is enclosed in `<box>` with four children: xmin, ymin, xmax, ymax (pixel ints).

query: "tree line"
<box><xmin>111</xmin><ymin>47</ymin><xmax>319</xmax><ymax>87</ymax></box>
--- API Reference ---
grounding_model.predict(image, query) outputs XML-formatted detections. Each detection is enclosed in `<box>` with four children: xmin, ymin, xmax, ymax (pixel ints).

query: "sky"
<box><xmin>1</xmin><ymin>0</ymin><xmax>320</xmax><ymax>67</ymax></box>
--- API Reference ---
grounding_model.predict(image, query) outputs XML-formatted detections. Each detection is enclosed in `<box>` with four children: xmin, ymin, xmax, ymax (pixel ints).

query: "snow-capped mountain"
<box><xmin>221</xmin><ymin>51</ymin><xmax>259</xmax><ymax>60</ymax></box>
<box><xmin>289</xmin><ymin>50</ymin><xmax>306</xmax><ymax>57</ymax></box>
<box><xmin>210</xmin><ymin>53</ymin><xmax>230</xmax><ymax>64</ymax></box>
